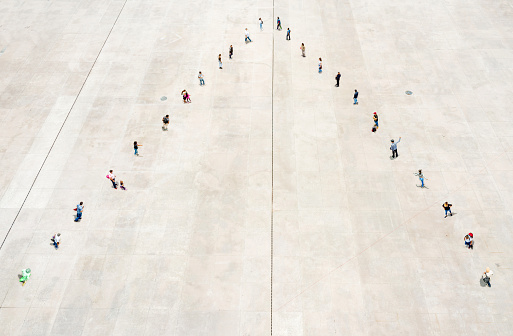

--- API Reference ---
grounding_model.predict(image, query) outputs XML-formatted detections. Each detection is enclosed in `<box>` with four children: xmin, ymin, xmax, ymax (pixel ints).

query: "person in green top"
<box><xmin>20</xmin><ymin>268</ymin><xmax>31</xmax><ymax>286</ymax></box>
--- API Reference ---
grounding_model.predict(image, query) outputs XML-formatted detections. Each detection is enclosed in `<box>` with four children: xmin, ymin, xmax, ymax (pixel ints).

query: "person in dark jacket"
<box><xmin>353</xmin><ymin>89</ymin><xmax>359</xmax><ymax>104</ymax></box>
<box><xmin>335</xmin><ymin>72</ymin><xmax>341</xmax><ymax>87</ymax></box>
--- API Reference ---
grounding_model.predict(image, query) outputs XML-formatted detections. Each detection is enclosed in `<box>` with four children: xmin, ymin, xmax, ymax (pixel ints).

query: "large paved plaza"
<box><xmin>1</xmin><ymin>0</ymin><xmax>513</xmax><ymax>335</ymax></box>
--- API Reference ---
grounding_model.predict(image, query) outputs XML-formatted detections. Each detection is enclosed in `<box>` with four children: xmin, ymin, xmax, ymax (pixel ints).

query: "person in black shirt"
<box><xmin>335</xmin><ymin>72</ymin><xmax>341</xmax><ymax>87</ymax></box>
<box><xmin>353</xmin><ymin>89</ymin><xmax>359</xmax><ymax>105</ymax></box>
<box><xmin>443</xmin><ymin>202</ymin><xmax>452</xmax><ymax>217</ymax></box>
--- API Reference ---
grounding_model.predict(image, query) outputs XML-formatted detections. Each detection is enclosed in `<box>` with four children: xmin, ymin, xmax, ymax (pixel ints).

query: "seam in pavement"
<box><xmin>0</xmin><ymin>0</ymin><xmax>129</xmax><ymax>251</ymax></box>
<box><xmin>271</xmin><ymin>1</ymin><xmax>275</xmax><ymax>335</ymax></box>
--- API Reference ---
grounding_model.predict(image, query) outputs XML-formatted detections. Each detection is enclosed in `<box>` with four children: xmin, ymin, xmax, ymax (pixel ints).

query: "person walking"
<box><xmin>74</xmin><ymin>201</ymin><xmax>84</xmax><ymax>222</ymax></box>
<box><xmin>198</xmin><ymin>71</ymin><xmax>205</xmax><ymax>85</ymax></box>
<box><xmin>229</xmin><ymin>45</ymin><xmax>233</xmax><ymax>59</ymax></box>
<box><xmin>19</xmin><ymin>268</ymin><xmax>31</xmax><ymax>286</ymax></box>
<box><xmin>107</xmin><ymin>170</ymin><xmax>117</xmax><ymax>189</ymax></box>
<box><xmin>51</xmin><ymin>233</ymin><xmax>61</xmax><ymax>249</ymax></box>
<box><xmin>286</xmin><ymin>28</ymin><xmax>291</xmax><ymax>40</ymax></box>
<box><xmin>245</xmin><ymin>29</ymin><xmax>252</xmax><ymax>43</ymax></box>
<box><xmin>300</xmin><ymin>43</ymin><xmax>305</xmax><ymax>57</ymax></box>
<box><xmin>335</xmin><ymin>72</ymin><xmax>341</xmax><ymax>87</ymax></box>
<box><xmin>133</xmin><ymin>141</ymin><xmax>142</xmax><ymax>156</ymax></box>
<box><xmin>218</xmin><ymin>54</ymin><xmax>223</xmax><ymax>68</ymax></box>
<box><xmin>390</xmin><ymin>137</ymin><xmax>401</xmax><ymax>159</ymax></box>
<box><xmin>162</xmin><ymin>114</ymin><xmax>169</xmax><ymax>131</ymax></box>
<box><xmin>482</xmin><ymin>267</ymin><xmax>493</xmax><ymax>287</ymax></box>
<box><xmin>259</xmin><ymin>18</ymin><xmax>263</xmax><ymax>31</ymax></box>
<box><xmin>277</xmin><ymin>17</ymin><xmax>282</xmax><ymax>30</ymax></box>
<box><xmin>353</xmin><ymin>89</ymin><xmax>359</xmax><ymax>104</ymax></box>
<box><xmin>464</xmin><ymin>234</ymin><xmax>474</xmax><ymax>249</ymax></box>
<box><xmin>181</xmin><ymin>89</ymin><xmax>188</xmax><ymax>103</ymax></box>
<box><xmin>318</xmin><ymin>58</ymin><xmax>322</xmax><ymax>73</ymax></box>
<box><xmin>414</xmin><ymin>169</ymin><xmax>428</xmax><ymax>188</ymax></box>
<box><xmin>373</xmin><ymin>112</ymin><xmax>379</xmax><ymax>129</ymax></box>
<box><xmin>120</xmin><ymin>181</ymin><xmax>126</xmax><ymax>190</ymax></box>
<box><xmin>442</xmin><ymin>202</ymin><xmax>453</xmax><ymax>217</ymax></box>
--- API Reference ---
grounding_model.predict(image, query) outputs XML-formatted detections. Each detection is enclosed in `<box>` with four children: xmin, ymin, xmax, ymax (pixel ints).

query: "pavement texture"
<box><xmin>1</xmin><ymin>0</ymin><xmax>513</xmax><ymax>335</ymax></box>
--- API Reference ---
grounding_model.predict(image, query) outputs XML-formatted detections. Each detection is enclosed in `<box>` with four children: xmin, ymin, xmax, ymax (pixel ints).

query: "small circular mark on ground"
<box><xmin>160</xmin><ymin>96</ymin><xmax>167</xmax><ymax>101</ymax></box>
<box><xmin>405</xmin><ymin>91</ymin><xmax>413</xmax><ymax>95</ymax></box>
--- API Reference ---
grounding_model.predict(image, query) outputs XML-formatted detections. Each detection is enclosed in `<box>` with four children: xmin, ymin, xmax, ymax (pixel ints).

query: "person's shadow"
<box><xmin>480</xmin><ymin>277</ymin><xmax>488</xmax><ymax>287</ymax></box>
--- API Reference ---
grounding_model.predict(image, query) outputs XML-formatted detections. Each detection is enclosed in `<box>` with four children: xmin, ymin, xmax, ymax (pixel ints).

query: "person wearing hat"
<box><xmin>373</xmin><ymin>112</ymin><xmax>378</xmax><ymax>129</ymax></box>
<box><xmin>20</xmin><ymin>268</ymin><xmax>31</xmax><ymax>286</ymax></box>
<box><xmin>482</xmin><ymin>267</ymin><xmax>493</xmax><ymax>287</ymax></box>
<box><xmin>390</xmin><ymin>137</ymin><xmax>401</xmax><ymax>159</ymax></box>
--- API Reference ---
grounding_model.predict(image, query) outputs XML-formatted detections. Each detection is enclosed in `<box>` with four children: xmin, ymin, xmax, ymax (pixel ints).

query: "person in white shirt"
<box><xmin>482</xmin><ymin>267</ymin><xmax>493</xmax><ymax>287</ymax></box>
<box><xmin>259</xmin><ymin>18</ymin><xmax>263</xmax><ymax>30</ymax></box>
<box><xmin>245</xmin><ymin>28</ymin><xmax>252</xmax><ymax>43</ymax></box>
<box><xmin>52</xmin><ymin>233</ymin><xmax>61</xmax><ymax>249</ymax></box>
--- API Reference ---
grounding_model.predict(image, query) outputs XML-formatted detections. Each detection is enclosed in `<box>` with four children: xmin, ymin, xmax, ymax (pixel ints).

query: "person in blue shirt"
<box><xmin>353</xmin><ymin>89</ymin><xmax>359</xmax><ymax>104</ymax></box>
<box><xmin>75</xmin><ymin>201</ymin><xmax>84</xmax><ymax>222</ymax></box>
<box><xmin>390</xmin><ymin>137</ymin><xmax>401</xmax><ymax>159</ymax></box>
<box><xmin>286</xmin><ymin>28</ymin><xmax>291</xmax><ymax>40</ymax></box>
<box><xmin>277</xmin><ymin>17</ymin><xmax>282</xmax><ymax>30</ymax></box>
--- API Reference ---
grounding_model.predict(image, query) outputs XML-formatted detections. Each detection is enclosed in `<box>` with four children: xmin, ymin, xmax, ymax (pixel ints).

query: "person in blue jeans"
<box><xmin>353</xmin><ymin>89</ymin><xmax>359</xmax><ymax>104</ymax></box>
<box><xmin>414</xmin><ymin>169</ymin><xmax>427</xmax><ymax>188</ymax></box>
<box><xmin>443</xmin><ymin>202</ymin><xmax>452</xmax><ymax>218</ymax></box>
<box><xmin>75</xmin><ymin>202</ymin><xmax>84</xmax><ymax>222</ymax></box>
<box><xmin>259</xmin><ymin>18</ymin><xmax>263</xmax><ymax>31</ymax></box>
<box><xmin>198</xmin><ymin>71</ymin><xmax>205</xmax><ymax>85</ymax></box>
<box><xmin>134</xmin><ymin>141</ymin><xmax>142</xmax><ymax>155</ymax></box>
<box><xmin>373</xmin><ymin>112</ymin><xmax>378</xmax><ymax>129</ymax></box>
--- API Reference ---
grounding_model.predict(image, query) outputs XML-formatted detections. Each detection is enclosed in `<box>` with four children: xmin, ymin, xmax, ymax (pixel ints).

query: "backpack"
<box><xmin>372</xmin><ymin>126</ymin><xmax>377</xmax><ymax>133</ymax></box>
<box><xmin>163</xmin><ymin>117</ymin><xmax>169</xmax><ymax>123</ymax></box>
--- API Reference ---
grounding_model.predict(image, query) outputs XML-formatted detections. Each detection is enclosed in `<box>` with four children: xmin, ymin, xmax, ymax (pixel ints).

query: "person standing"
<box><xmin>318</xmin><ymin>58</ymin><xmax>322</xmax><ymax>73</ymax></box>
<box><xmin>107</xmin><ymin>170</ymin><xmax>117</xmax><ymax>189</ymax></box>
<box><xmin>19</xmin><ymin>268</ymin><xmax>31</xmax><ymax>286</ymax></box>
<box><xmin>229</xmin><ymin>45</ymin><xmax>233</xmax><ymax>59</ymax></box>
<box><xmin>286</xmin><ymin>28</ymin><xmax>291</xmax><ymax>40</ymax></box>
<box><xmin>74</xmin><ymin>201</ymin><xmax>84</xmax><ymax>222</ymax></box>
<box><xmin>218</xmin><ymin>54</ymin><xmax>223</xmax><ymax>68</ymax></box>
<box><xmin>390</xmin><ymin>137</ymin><xmax>401</xmax><ymax>159</ymax></box>
<box><xmin>442</xmin><ymin>202</ymin><xmax>452</xmax><ymax>218</ymax></box>
<box><xmin>181</xmin><ymin>89</ymin><xmax>187</xmax><ymax>103</ymax></box>
<box><xmin>162</xmin><ymin>114</ymin><xmax>169</xmax><ymax>131</ymax></box>
<box><xmin>335</xmin><ymin>72</ymin><xmax>341</xmax><ymax>87</ymax></box>
<box><xmin>373</xmin><ymin>112</ymin><xmax>379</xmax><ymax>129</ymax></box>
<box><xmin>277</xmin><ymin>17</ymin><xmax>282</xmax><ymax>30</ymax></box>
<box><xmin>133</xmin><ymin>141</ymin><xmax>142</xmax><ymax>156</ymax></box>
<box><xmin>353</xmin><ymin>89</ymin><xmax>359</xmax><ymax>104</ymax></box>
<box><xmin>300</xmin><ymin>43</ymin><xmax>305</xmax><ymax>57</ymax></box>
<box><xmin>482</xmin><ymin>267</ymin><xmax>493</xmax><ymax>287</ymax></box>
<box><xmin>51</xmin><ymin>233</ymin><xmax>61</xmax><ymax>249</ymax></box>
<box><xmin>198</xmin><ymin>71</ymin><xmax>205</xmax><ymax>85</ymax></box>
<box><xmin>259</xmin><ymin>18</ymin><xmax>263</xmax><ymax>31</ymax></box>
<box><xmin>414</xmin><ymin>169</ymin><xmax>428</xmax><ymax>188</ymax></box>
<box><xmin>245</xmin><ymin>29</ymin><xmax>252</xmax><ymax>43</ymax></box>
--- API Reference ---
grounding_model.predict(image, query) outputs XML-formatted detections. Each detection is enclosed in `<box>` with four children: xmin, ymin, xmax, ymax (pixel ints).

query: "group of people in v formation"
<box><xmin>17</xmin><ymin>16</ymin><xmax>493</xmax><ymax>289</ymax></box>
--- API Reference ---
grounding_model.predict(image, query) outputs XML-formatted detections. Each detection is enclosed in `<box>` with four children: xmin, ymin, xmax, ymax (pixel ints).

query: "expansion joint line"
<box><xmin>270</xmin><ymin>0</ymin><xmax>275</xmax><ymax>335</ymax></box>
<box><xmin>0</xmin><ymin>0</ymin><xmax>129</xmax><ymax>250</ymax></box>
